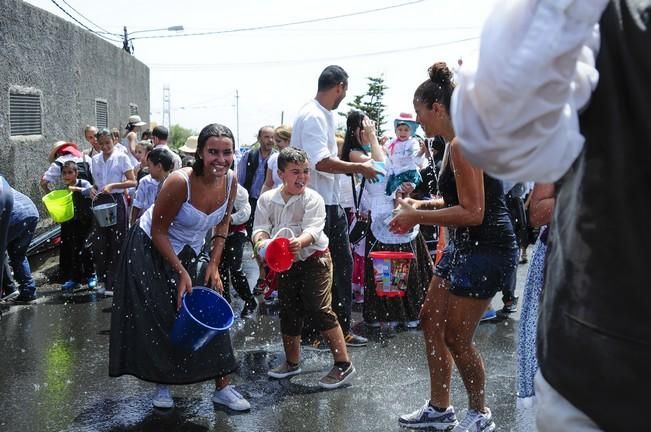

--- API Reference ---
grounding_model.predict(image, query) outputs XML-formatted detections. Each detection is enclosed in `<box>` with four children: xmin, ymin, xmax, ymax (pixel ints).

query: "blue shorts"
<box><xmin>434</xmin><ymin>242</ymin><xmax>518</xmax><ymax>300</ymax></box>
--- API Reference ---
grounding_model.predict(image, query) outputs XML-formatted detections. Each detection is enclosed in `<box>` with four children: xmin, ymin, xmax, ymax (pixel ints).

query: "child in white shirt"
<box><xmin>385</xmin><ymin>117</ymin><xmax>423</xmax><ymax>206</ymax></box>
<box><xmin>130</xmin><ymin>147</ymin><xmax>173</xmax><ymax>225</ymax></box>
<box><xmin>252</xmin><ymin>147</ymin><xmax>355</xmax><ymax>389</ymax></box>
<box><xmin>90</xmin><ymin>128</ymin><xmax>136</xmax><ymax>295</ymax></box>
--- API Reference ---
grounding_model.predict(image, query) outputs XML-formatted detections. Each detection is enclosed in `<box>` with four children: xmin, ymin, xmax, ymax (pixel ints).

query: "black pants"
<box><xmin>91</xmin><ymin>193</ymin><xmax>128</xmax><ymax>289</ymax></box>
<box><xmin>60</xmin><ymin>217</ymin><xmax>94</xmax><ymax>283</ymax></box>
<box><xmin>502</xmin><ymin>193</ymin><xmax>527</xmax><ymax>302</ymax></box>
<box><xmin>219</xmin><ymin>231</ymin><xmax>254</xmax><ymax>303</ymax></box>
<box><xmin>303</xmin><ymin>205</ymin><xmax>352</xmax><ymax>340</ymax></box>
<box><xmin>245</xmin><ymin>197</ymin><xmax>258</xmax><ymax>240</ymax></box>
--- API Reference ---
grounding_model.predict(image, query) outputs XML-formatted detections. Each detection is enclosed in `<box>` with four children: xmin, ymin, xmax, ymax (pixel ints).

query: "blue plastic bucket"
<box><xmin>170</xmin><ymin>287</ymin><xmax>234</xmax><ymax>352</ymax></box>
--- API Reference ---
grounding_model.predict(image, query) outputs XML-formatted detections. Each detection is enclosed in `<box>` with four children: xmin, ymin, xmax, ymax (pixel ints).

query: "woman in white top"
<box><xmin>89</xmin><ymin>128</ymin><xmax>136</xmax><ymax>295</ymax></box>
<box><xmin>261</xmin><ymin>125</ymin><xmax>292</xmax><ymax>193</ymax></box>
<box><xmin>341</xmin><ymin>111</ymin><xmax>433</xmax><ymax>331</ymax></box>
<box><xmin>109</xmin><ymin>123</ymin><xmax>250</xmax><ymax>412</ymax></box>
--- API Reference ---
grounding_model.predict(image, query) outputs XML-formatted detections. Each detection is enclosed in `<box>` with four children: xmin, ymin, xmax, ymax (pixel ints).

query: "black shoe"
<box><xmin>1</xmin><ymin>288</ymin><xmax>19</xmax><ymax>302</ymax></box>
<box><xmin>252</xmin><ymin>279</ymin><xmax>265</xmax><ymax>296</ymax></box>
<box><xmin>240</xmin><ymin>299</ymin><xmax>258</xmax><ymax>318</ymax></box>
<box><xmin>344</xmin><ymin>332</ymin><xmax>368</xmax><ymax>347</ymax></box>
<box><xmin>500</xmin><ymin>297</ymin><xmax>519</xmax><ymax>314</ymax></box>
<box><xmin>12</xmin><ymin>292</ymin><xmax>37</xmax><ymax>304</ymax></box>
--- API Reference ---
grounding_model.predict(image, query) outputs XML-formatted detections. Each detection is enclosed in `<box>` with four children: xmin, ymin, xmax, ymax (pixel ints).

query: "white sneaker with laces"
<box><xmin>152</xmin><ymin>384</ymin><xmax>174</xmax><ymax>409</ymax></box>
<box><xmin>212</xmin><ymin>385</ymin><xmax>251</xmax><ymax>411</ymax></box>
<box><xmin>452</xmin><ymin>408</ymin><xmax>495</xmax><ymax>432</ymax></box>
<box><xmin>399</xmin><ymin>401</ymin><xmax>458</xmax><ymax>429</ymax></box>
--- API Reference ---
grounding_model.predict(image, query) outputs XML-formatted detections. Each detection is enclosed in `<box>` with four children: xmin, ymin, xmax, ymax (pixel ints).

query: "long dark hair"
<box><xmin>340</xmin><ymin>110</ymin><xmax>368</xmax><ymax>162</ymax></box>
<box><xmin>193</xmin><ymin>123</ymin><xmax>235</xmax><ymax>176</ymax></box>
<box><xmin>413</xmin><ymin>62</ymin><xmax>455</xmax><ymax>112</ymax></box>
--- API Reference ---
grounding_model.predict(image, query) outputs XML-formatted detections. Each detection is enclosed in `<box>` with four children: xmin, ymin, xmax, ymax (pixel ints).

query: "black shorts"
<box><xmin>434</xmin><ymin>242</ymin><xmax>518</xmax><ymax>300</ymax></box>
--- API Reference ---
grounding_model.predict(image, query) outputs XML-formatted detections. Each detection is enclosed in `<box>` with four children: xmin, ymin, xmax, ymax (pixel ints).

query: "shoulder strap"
<box><xmin>177</xmin><ymin>169</ymin><xmax>191</xmax><ymax>201</ymax></box>
<box><xmin>225</xmin><ymin>170</ymin><xmax>234</xmax><ymax>200</ymax></box>
<box><xmin>351</xmin><ymin>176</ymin><xmax>366</xmax><ymax>215</ymax></box>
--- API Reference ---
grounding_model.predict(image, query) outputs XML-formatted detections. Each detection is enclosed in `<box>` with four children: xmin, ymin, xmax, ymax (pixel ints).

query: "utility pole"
<box><xmin>162</xmin><ymin>85</ymin><xmax>171</xmax><ymax>128</ymax></box>
<box><xmin>122</xmin><ymin>26</ymin><xmax>132</xmax><ymax>54</ymax></box>
<box><xmin>281</xmin><ymin>111</ymin><xmax>284</xmax><ymax>125</ymax></box>
<box><xmin>235</xmin><ymin>89</ymin><xmax>240</xmax><ymax>150</ymax></box>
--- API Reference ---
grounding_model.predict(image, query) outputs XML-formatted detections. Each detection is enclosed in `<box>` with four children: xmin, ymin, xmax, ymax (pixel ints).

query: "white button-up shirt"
<box><xmin>252</xmin><ymin>186</ymin><xmax>328</xmax><ymax>262</ymax></box>
<box><xmin>290</xmin><ymin>99</ymin><xmax>341</xmax><ymax>205</ymax></box>
<box><xmin>452</xmin><ymin>0</ymin><xmax>609</xmax><ymax>183</ymax></box>
<box><xmin>91</xmin><ymin>150</ymin><xmax>133</xmax><ymax>193</ymax></box>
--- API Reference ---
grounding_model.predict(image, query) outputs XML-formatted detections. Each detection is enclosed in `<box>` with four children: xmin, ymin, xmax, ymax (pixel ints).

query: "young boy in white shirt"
<box><xmin>252</xmin><ymin>147</ymin><xmax>355</xmax><ymax>389</ymax></box>
<box><xmin>130</xmin><ymin>147</ymin><xmax>174</xmax><ymax>225</ymax></box>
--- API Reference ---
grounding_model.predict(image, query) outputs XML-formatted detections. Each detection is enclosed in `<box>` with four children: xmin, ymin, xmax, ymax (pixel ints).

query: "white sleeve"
<box><xmin>299</xmin><ymin>115</ymin><xmax>333</xmax><ymax>168</ymax></box>
<box><xmin>42</xmin><ymin>162</ymin><xmax>62</xmax><ymax>183</ymax></box>
<box><xmin>452</xmin><ymin>0</ymin><xmax>609</xmax><ymax>182</ymax></box>
<box><xmin>231</xmin><ymin>185</ymin><xmax>251</xmax><ymax>226</ymax></box>
<box><xmin>251</xmin><ymin>192</ymin><xmax>273</xmax><ymax>238</ymax></box>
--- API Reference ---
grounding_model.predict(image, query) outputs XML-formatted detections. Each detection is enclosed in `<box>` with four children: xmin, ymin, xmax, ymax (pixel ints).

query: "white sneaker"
<box><xmin>152</xmin><ymin>384</ymin><xmax>174</xmax><ymax>409</ymax></box>
<box><xmin>405</xmin><ymin>320</ymin><xmax>420</xmax><ymax>329</ymax></box>
<box><xmin>212</xmin><ymin>385</ymin><xmax>251</xmax><ymax>411</ymax></box>
<box><xmin>399</xmin><ymin>401</ymin><xmax>458</xmax><ymax>429</ymax></box>
<box><xmin>452</xmin><ymin>408</ymin><xmax>495</xmax><ymax>432</ymax></box>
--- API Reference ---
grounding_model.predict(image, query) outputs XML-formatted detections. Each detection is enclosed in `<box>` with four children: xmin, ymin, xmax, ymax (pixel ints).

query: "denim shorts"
<box><xmin>434</xmin><ymin>241</ymin><xmax>518</xmax><ymax>300</ymax></box>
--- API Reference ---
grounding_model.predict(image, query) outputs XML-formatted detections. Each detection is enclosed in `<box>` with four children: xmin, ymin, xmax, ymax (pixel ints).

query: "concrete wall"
<box><xmin>0</xmin><ymin>0</ymin><xmax>149</xmax><ymax>213</ymax></box>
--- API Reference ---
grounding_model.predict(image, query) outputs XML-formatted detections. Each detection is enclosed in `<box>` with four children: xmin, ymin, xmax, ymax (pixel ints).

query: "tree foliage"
<box><xmin>339</xmin><ymin>75</ymin><xmax>388</xmax><ymax>136</ymax></box>
<box><xmin>169</xmin><ymin>124</ymin><xmax>194</xmax><ymax>150</ymax></box>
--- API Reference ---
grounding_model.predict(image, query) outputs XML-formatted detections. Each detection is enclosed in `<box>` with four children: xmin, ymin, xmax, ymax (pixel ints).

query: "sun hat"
<box><xmin>127</xmin><ymin>115</ymin><xmax>146</xmax><ymax>127</ymax></box>
<box><xmin>48</xmin><ymin>141</ymin><xmax>81</xmax><ymax>162</ymax></box>
<box><xmin>393</xmin><ymin>112</ymin><xmax>419</xmax><ymax>136</ymax></box>
<box><xmin>179</xmin><ymin>135</ymin><xmax>198</xmax><ymax>154</ymax></box>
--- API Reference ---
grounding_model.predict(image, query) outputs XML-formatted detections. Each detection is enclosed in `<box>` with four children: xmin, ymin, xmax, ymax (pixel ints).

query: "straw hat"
<box><xmin>127</xmin><ymin>115</ymin><xmax>146</xmax><ymax>127</ymax></box>
<box><xmin>178</xmin><ymin>135</ymin><xmax>198</xmax><ymax>154</ymax></box>
<box><xmin>48</xmin><ymin>141</ymin><xmax>80</xmax><ymax>162</ymax></box>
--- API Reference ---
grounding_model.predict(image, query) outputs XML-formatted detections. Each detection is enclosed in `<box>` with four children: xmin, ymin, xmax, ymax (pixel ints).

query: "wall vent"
<box><xmin>95</xmin><ymin>99</ymin><xmax>108</xmax><ymax>129</ymax></box>
<box><xmin>9</xmin><ymin>91</ymin><xmax>42</xmax><ymax>136</ymax></box>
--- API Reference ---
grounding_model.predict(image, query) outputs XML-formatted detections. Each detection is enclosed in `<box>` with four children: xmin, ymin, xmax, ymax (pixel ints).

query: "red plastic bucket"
<box><xmin>265</xmin><ymin>237</ymin><xmax>294</xmax><ymax>272</ymax></box>
<box><xmin>369</xmin><ymin>251</ymin><xmax>415</xmax><ymax>297</ymax></box>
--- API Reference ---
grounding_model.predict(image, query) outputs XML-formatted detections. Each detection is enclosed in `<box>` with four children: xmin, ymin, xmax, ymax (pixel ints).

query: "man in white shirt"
<box><xmin>151</xmin><ymin>126</ymin><xmax>182</xmax><ymax>171</ymax></box>
<box><xmin>290</xmin><ymin>65</ymin><xmax>380</xmax><ymax>348</ymax></box>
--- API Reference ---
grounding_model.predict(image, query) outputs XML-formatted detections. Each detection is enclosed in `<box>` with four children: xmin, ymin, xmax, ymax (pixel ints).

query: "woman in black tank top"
<box><xmin>393</xmin><ymin>63</ymin><xmax>517</xmax><ymax>431</ymax></box>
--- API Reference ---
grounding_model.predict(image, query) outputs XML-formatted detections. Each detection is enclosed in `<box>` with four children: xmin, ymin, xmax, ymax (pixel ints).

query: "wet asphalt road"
<box><xmin>0</xmin><ymin>247</ymin><xmax>535</xmax><ymax>432</ymax></box>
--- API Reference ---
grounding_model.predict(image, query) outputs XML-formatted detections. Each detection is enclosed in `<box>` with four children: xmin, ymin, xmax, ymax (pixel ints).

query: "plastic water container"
<box><xmin>257</xmin><ymin>227</ymin><xmax>296</xmax><ymax>273</ymax></box>
<box><xmin>42</xmin><ymin>190</ymin><xmax>74</xmax><ymax>223</ymax></box>
<box><xmin>369</xmin><ymin>251</ymin><xmax>415</xmax><ymax>297</ymax></box>
<box><xmin>170</xmin><ymin>287</ymin><xmax>234</xmax><ymax>352</ymax></box>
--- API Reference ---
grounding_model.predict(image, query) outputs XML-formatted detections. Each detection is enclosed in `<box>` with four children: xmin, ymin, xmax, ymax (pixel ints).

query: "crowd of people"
<box><xmin>1</xmin><ymin>2</ymin><xmax>647</xmax><ymax>429</ymax></box>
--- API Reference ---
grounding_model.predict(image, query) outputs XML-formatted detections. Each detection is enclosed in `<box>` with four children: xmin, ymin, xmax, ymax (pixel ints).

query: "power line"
<box><xmin>149</xmin><ymin>36</ymin><xmax>479</xmax><ymax>70</ymax></box>
<box><xmin>60</xmin><ymin>0</ymin><xmax>120</xmax><ymax>36</ymax></box>
<box><xmin>48</xmin><ymin>0</ymin><xmax>122</xmax><ymax>43</ymax></box>
<box><xmin>131</xmin><ymin>0</ymin><xmax>426</xmax><ymax>40</ymax></box>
